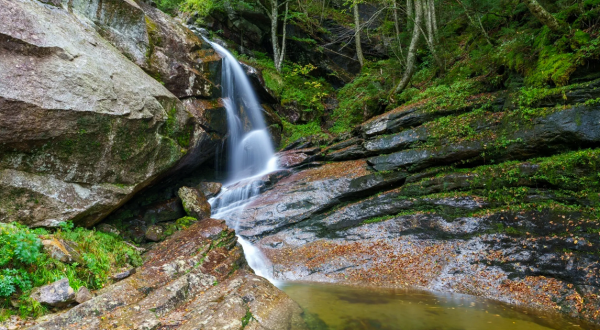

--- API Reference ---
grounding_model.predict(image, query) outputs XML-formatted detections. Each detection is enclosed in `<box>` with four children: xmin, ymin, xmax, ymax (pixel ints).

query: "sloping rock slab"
<box><xmin>26</xmin><ymin>219</ymin><xmax>307</xmax><ymax>330</ymax></box>
<box><xmin>233</xmin><ymin>160</ymin><xmax>408</xmax><ymax>237</ymax></box>
<box><xmin>258</xmin><ymin>208</ymin><xmax>600</xmax><ymax>325</ymax></box>
<box><xmin>368</xmin><ymin>105</ymin><xmax>600</xmax><ymax>172</ymax></box>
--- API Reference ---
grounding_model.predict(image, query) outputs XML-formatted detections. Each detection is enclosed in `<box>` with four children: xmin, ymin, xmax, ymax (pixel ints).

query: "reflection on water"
<box><xmin>280</xmin><ymin>282</ymin><xmax>594</xmax><ymax>330</ymax></box>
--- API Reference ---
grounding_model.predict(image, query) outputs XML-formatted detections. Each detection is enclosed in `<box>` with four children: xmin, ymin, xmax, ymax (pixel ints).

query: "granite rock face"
<box><xmin>0</xmin><ymin>0</ymin><xmax>223</xmax><ymax>228</ymax></box>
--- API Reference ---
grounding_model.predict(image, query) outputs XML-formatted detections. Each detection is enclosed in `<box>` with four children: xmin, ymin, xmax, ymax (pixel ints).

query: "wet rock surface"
<box><xmin>222</xmin><ymin>89</ymin><xmax>600</xmax><ymax>324</ymax></box>
<box><xmin>25</xmin><ymin>220</ymin><xmax>308</xmax><ymax>330</ymax></box>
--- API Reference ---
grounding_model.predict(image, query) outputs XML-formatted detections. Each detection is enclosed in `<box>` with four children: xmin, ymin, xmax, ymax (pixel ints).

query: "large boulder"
<box><xmin>0</xmin><ymin>0</ymin><xmax>222</xmax><ymax>228</ymax></box>
<box><xmin>64</xmin><ymin>0</ymin><xmax>221</xmax><ymax>99</ymax></box>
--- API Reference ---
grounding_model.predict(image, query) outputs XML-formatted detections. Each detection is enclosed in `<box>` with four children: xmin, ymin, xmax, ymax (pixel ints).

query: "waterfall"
<box><xmin>204</xmin><ymin>40</ymin><xmax>279</xmax><ymax>284</ymax></box>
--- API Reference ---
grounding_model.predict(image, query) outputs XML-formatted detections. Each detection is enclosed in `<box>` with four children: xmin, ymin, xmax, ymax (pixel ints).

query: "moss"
<box><xmin>280</xmin><ymin>120</ymin><xmax>328</xmax><ymax>149</ymax></box>
<box><xmin>175</xmin><ymin>216</ymin><xmax>197</xmax><ymax>229</ymax></box>
<box><xmin>0</xmin><ymin>223</ymin><xmax>142</xmax><ymax>319</ymax></box>
<box><xmin>241</xmin><ymin>310</ymin><xmax>253</xmax><ymax>328</ymax></box>
<box><xmin>526</xmin><ymin>47</ymin><xmax>577</xmax><ymax>87</ymax></box>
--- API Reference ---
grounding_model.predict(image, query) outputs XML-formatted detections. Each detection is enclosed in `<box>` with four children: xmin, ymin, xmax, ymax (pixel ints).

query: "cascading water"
<box><xmin>204</xmin><ymin>39</ymin><xmax>279</xmax><ymax>283</ymax></box>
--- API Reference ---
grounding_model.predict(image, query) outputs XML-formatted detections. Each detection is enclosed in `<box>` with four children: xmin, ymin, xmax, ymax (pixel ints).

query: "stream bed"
<box><xmin>280</xmin><ymin>282</ymin><xmax>593</xmax><ymax>330</ymax></box>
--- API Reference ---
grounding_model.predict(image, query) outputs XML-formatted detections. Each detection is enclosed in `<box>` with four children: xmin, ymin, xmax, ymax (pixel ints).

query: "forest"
<box><xmin>157</xmin><ymin>0</ymin><xmax>600</xmax><ymax>146</ymax></box>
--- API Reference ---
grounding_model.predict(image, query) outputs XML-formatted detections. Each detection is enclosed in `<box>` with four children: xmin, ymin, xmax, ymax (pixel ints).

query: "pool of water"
<box><xmin>280</xmin><ymin>282</ymin><xmax>594</xmax><ymax>330</ymax></box>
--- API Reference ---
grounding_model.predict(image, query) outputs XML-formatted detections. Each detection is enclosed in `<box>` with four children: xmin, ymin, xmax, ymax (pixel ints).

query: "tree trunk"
<box><xmin>522</xmin><ymin>0</ymin><xmax>563</xmax><ymax>32</ymax></box>
<box><xmin>277</xmin><ymin>1</ymin><xmax>289</xmax><ymax>72</ymax></box>
<box><xmin>392</xmin><ymin>0</ymin><xmax>405</xmax><ymax>61</ymax></box>
<box><xmin>406</xmin><ymin>0</ymin><xmax>414</xmax><ymax>30</ymax></box>
<box><xmin>419</xmin><ymin>0</ymin><xmax>443</xmax><ymax>70</ymax></box>
<box><xmin>429</xmin><ymin>0</ymin><xmax>438</xmax><ymax>40</ymax></box>
<box><xmin>424</xmin><ymin>0</ymin><xmax>434</xmax><ymax>45</ymax></box>
<box><xmin>391</xmin><ymin>0</ymin><xmax>423</xmax><ymax>96</ymax></box>
<box><xmin>354</xmin><ymin>1</ymin><xmax>365</xmax><ymax>67</ymax></box>
<box><xmin>455</xmin><ymin>0</ymin><xmax>492</xmax><ymax>45</ymax></box>
<box><xmin>270</xmin><ymin>0</ymin><xmax>281</xmax><ymax>72</ymax></box>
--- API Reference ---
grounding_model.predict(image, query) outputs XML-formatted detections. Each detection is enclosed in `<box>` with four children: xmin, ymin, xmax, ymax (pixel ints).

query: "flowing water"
<box><xmin>205</xmin><ymin>40</ymin><xmax>278</xmax><ymax>281</ymax></box>
<box><xmin>203</xmin><ymin>42</ymin><xmax>594</xmax><ymax>330</ymax></box>
<box><xmin>282</xmin><ymin>282</ymin><xmax>593</xmax><ymax>330</ymax></box>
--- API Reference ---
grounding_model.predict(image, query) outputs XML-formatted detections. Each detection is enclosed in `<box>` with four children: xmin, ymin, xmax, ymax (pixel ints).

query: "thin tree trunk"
<box><xmin>455</xmin><ymin>0</ymin><xmax>492</xmax><ymax>45</ymax></box>
<box><xmin>354</xmin><ymin>0</ymin><xmax>365</xmax><ymax>67</ymax></box>
<box><xmin>416</xmin><ymin>0</ymin><xmax>443</xmax><ymax>70</ymax></box>
<box><xmin>270</xmin><ymin>0</ymin><xmax>281</xmax><ymax>72</ymax></box>
<box><xmin>391</xmin><ymin>0</ymin><xmax>423</xmax><ymax>96</ymax></box>
<box><xmin>522</xmin><ymin>0</ymin><xmax>564</xmax><ymax>32</ymax></box>
<box><xmin>424</xmin><ymin>0</ymin><xmax>434</xmax><ymax>45</ymax></box>
<box><xmin>406</xmin><ymin>0</ymin><xmax>414</xmax><ymax>30</ymax></box>
<box><xmin>263</xmin><ymin>0</ymin><xmax>288</xmax><ymax>73</ymax></box>
<box><xmin>277</xmin><ymin>1</ymin><xmax>289</xmax><ymax>71</ymax></box>
<box><xmin>429</xmin><ymin>0</ymin><xmax>438</xmax><ymax>40</ymax></box>
<box><xmin>392</xmin><ymin>0</ymin><xmax>405</xmax><ymax>61</ymax></box>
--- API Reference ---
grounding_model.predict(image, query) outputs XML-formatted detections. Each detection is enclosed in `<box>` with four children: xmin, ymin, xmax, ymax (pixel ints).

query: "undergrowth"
<box><xmin>0</xmin><ymin>222</ymin><xmax>143</xmax><ymax>321</ymax></box>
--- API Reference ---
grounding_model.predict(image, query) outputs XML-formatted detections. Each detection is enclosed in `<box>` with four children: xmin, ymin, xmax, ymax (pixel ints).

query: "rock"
<box><xmin>323</xmin><ymin>144</ymin><xmax>368</xmax><ymax>161</ymax></box>
<box><xmin>64</xmin><ymin>0</ymin><xmax>221</xmax><ymax>99</ymax></box>
<box><xmin>368</xmin><ymin>142</ymin><xmax>483</xmax><ymax>172</ymax></box>
<box><xmin>112</xmin><ymin>268</ymin><xmax>136</xmax><ymax>281</ymax></box>
<box><xmin>198</xmin><ymin>182</ymin><xmax>222</xmax><ymax>198</ymax></box>
<box><xmin>178</xmin><ymin>186</ymin><xmax>211</xmax><ymax>220</ymax></box>
<box><xmin>276</xmin><ymin>148</ymin><xmax>320</xmax><ymax>168</ymax></box>
<box><xmin>241</xmin><ymin>62</ymin><xmax>278</xmax><ymax>105</ymax></box>
<box><xmin>30</xmin><ymin>279</ymin><xmax>75</xmax><ymax>307</ymax></box>
<box><xmin>124</xmin><ymin>241</ymin><xmax>147</xmax><ymax>254</ymax></box>
<box><xmin>96</xmin><ymin>224</ymin><xmax>120</xmax><ymax>236</ymax></box>
<box><xmin>28</xmin><ymin>220</ymin><xmax>308</xmax><ymax>330</ymax></box>
<box><xmin>183</xmin><ymin>98</ymin><xmax>229</xmax><ymax>138</ymax></box>
<box><xmin>144</xmin><ymin>224</ymin><xmax>165</xmax><ymax>242</ymax></box>
<box><xmin>41</xmin><ymin>239</ymin><xmax>83</xmax><ymax>264</ymax></box>
<box><xmin>75</xmin><ymin>287</ymin><xmax>92</xmax><ymax>304</ymax></box>
<box><xmin>364</xmin><ymin>127</ymin><xmax>426</xmax><ymax>153</ymax></box>
<box><xmin>231</xmin><ymin>160</ymin><xmax>407</xmax><ymax>237</ymax></box>
<box><xmin>359</xmin><ymin>93</ymin><xmax>503</xmax><ymax>137</ymax></box>
<box><xmin>142</xmin><ymin>198</ymin><xmax>186</xmax><ymax>224</ymax></box>
<box><xmin>0</xmin><ymin>0</ymin><xmax>220</xmax><ymax>228</ymax></box>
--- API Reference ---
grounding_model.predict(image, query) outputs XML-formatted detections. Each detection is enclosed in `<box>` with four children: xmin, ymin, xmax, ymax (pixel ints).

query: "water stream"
<box><xmin>204</xmin><ymin>39</ymin><xmax>278</xmax><ymax>282</ymax></box>
<box><xmin>203</xmin><ymin>41</ymin><xmax>593</xmax><ymax>330</ymax></box>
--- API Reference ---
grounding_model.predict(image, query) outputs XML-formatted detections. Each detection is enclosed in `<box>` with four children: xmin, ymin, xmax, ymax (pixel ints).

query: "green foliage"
<box><xmin>156</xmin><ymin>0</ymin><xmax>220</xmax><ymax>17</ymax></box>
<box><xmin>237</xmin><ymin>52</ymin><xmax>334</xmax><ymax>114</ymax></box>
<box><xmin>175</xmin><ymin>216</ymin><xmax>197</xmax><ymax>229</ymax></box>
<box><xmin>280</xmin><ymin>120</ymin><xmax>328</xmax><ymax>149</ymax></box>
<box><xmin>0</xmin><ymin>222</ymin><xmax>143</xmax><ymax>319</ymax></box>
<box><xmin>0</xmin><ymin>224</ymin><xmax>41</xmax><ymax>267</ymax></box>
<box><xmin>0</xmin><ymin>269</ymin><xmax>32</xmax><ymax>298</ymax></box>
<box><xmin>241</xmin><ymin>310</ymin><xmax>253</xmax><ymax>328</ymax></box>
<box><xmin>332</xmin><ymin>60</ymin><xmax>400</xmax><ymax>134</ymax></box>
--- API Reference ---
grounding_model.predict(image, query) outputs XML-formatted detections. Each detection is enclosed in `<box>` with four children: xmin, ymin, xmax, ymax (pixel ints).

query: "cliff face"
<box><xmin>0</xmin><ymin>0</ymin><xmax>224</xmax><ymax>228</ymax></box>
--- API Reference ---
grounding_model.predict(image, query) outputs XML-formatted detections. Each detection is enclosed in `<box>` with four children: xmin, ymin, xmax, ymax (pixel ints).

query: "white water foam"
<box><xmin>205</xmin><ymin>39</ymin><xmax>279</xmax><ymax>284</ymax></box>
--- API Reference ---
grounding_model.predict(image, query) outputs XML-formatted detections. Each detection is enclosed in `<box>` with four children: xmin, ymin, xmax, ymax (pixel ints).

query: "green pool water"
<box><xmin>280</xmin><ymin>282</ymin><xmax>594</xmax><ymax>330</ymax></box>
